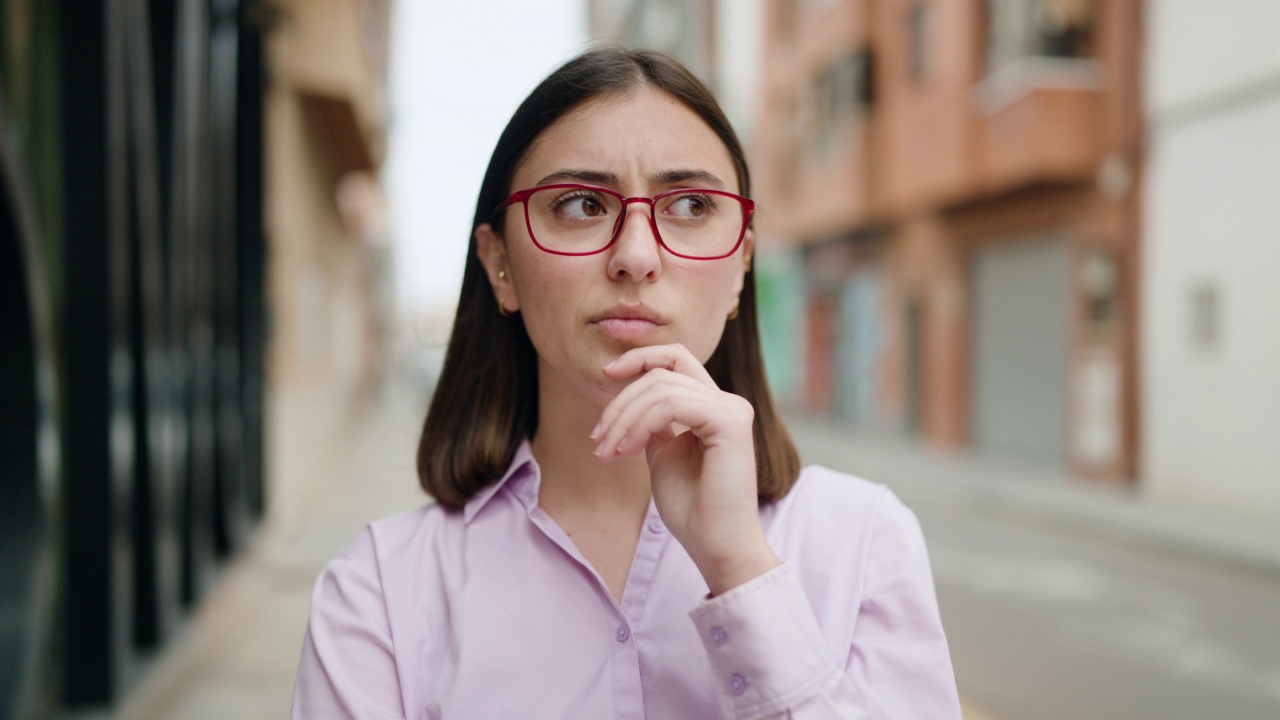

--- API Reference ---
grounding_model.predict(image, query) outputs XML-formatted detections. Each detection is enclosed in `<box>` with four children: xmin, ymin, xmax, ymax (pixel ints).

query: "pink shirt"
<box><xmin>292</xmin><ymin>441</ymin><xmax>961</xmax><ymax>719</ymax></box>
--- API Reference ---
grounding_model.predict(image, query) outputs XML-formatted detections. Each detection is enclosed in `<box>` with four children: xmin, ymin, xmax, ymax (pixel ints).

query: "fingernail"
<box><xmin>589</xmin><ymin>423</ymin><xmax>601</xmax><ymax>440</ymax></box>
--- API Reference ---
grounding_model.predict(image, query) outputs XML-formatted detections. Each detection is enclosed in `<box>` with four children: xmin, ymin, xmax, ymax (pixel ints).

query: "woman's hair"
<box><xmin>417</xmin><ymin>46</ymin><xmax>800</xmax><ymax>509</ymax></box>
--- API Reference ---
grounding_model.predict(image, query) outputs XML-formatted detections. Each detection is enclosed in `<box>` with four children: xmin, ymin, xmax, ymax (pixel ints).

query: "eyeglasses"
<box><xmin>495</xmin><ymin>183</ymin><xmax>754</xmax><ymax>260</ymax></box>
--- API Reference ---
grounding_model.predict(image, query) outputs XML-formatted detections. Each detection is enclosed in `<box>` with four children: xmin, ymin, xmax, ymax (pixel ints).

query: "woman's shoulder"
<box><xmin>765</xmin><ymin>464</ymin><xmax>923</xmax><ymax>554</ymax></box>
<box><xmin>318</xmin><ymin>501</ymin><xmax>460</xmax><ymax>590</ymax></box>
<box><xmin>776</xmin><ymin>464</ymin><xmax>897</xmax><ymax>519</ymax></box>
<box><xmin>366</xmin><ymin>500</ymin><xmax>456</xmax><ymax>544</ymax></box>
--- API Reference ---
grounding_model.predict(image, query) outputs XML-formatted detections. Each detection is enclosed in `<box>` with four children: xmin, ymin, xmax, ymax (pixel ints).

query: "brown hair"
<box><xmin>417</xmin><ymin>46</ymin><xmax>800</xmax><ymax>509</ymax></box>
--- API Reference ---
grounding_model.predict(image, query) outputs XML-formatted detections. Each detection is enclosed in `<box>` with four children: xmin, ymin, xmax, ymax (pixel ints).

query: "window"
<box><xmin>1190</xmin><ymin>282</ymin><xmax>1221</xmax><ymax>350</ymax></box>
<box><xmin>909</xmin><ymin>2</ymin><xmax>931</xmax><ymax>80</ymax></box>
<box><xmin>985</xmin><ymin>0</ymin><xmax>1095</xmax><ymax>75</ymax></box>
<box><xmin>812</xmin><ymin>51</ymin><xmax>874</xmax><ymax>154</ymax></box>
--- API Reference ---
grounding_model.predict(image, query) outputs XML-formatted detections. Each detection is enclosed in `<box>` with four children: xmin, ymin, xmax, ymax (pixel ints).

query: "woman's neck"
<box><xmin>530</xmin><ymin>366</ymin><xmax>652</xmax><ymax>518</ymax></box>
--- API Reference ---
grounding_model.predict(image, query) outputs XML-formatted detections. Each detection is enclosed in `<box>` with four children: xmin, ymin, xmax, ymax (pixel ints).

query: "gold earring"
<box><xmin>499</xmin><ymin>298</ymin><xmax>512</xmax><ymax>317</ymax></box>
<box><xmin>498</xmin><ymin>270</ymin><xmax>507</xmax><ymax>280</ymax></box>
<box><xmin>728</xmin><ymin>302</ymin><xmax>739</xmax><ymax>320</ymax></box>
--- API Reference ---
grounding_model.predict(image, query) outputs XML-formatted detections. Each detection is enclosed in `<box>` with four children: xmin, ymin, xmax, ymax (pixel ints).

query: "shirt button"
<box><xmin>647</xmin><ymin>518</ymin><xmax>665</xmax><ymax>534</ymax></box>
<box><xmin>728</xmin><ymin>673</ymin><xmax>749</xmax><ymax>696</ymax></box>
<box><xmin>615</xmin><ymin>624</ymin><xmax>630</xmax><ymax>643</ymax></box>
<box><xmin>709</xmin><ymin>626</ymin><xmax>728</xmax><ymax>647</ymax></box>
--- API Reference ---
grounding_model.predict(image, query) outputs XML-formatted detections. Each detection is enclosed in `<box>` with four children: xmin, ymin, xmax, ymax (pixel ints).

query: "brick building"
<box><xmin>753</xmin><ymin>0</ymin><xmax>1143</xmax><ymax>480</ymax></box>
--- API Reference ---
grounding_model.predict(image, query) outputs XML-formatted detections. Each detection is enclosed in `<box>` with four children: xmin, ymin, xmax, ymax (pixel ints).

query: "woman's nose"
<box><xmin>606</xmin><ymin>200</ymin><xmax>663</xmax><ymax>281</ymax></box>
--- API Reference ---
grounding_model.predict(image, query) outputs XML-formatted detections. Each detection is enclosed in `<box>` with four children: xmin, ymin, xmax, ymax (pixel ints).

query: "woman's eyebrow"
<box><xmin>535</xmin><ymin>169</ymin><xmax>617</xmax><ymax>186</ymax></box>
<box><xmin>651</xmin><ymin>169</ymin><xmax>726</xmax><ymax>189</ymax></box>
<box><xmin>533</xmin><ymin>168</ymin><xmax>728</xmax><ymax>190</ymax></box>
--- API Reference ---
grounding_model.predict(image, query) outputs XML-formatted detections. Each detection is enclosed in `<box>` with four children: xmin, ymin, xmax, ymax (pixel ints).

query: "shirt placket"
<box><xmin>524</xmin><ymin>499</ymin><xmax>670</xmax><ymax>719</ymax></box>
<box><xmin>610</xmin><ymin>500</ymin><xmax>668</xmax><ymax>720</ymax></box>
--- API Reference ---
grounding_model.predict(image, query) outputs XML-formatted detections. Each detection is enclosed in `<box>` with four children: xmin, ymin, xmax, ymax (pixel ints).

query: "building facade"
<box><xmin>754</xmin><ymin>0</ymin><xmax>1143</xmax><ymax>480</ymax></box>
<box><xmin>1142</xmin><ymin>1</ymin><xmax>1280</xmax><ymax>519</ymax></box>
<box><xmin>263</xmin><ymin>0</ymin><xmax>395</xmax><ymax>534</ymax></box>
<box><xmin>0</xmin><ymin>0</ymin><xmax>390</xmax><ymax>716</ymax></box>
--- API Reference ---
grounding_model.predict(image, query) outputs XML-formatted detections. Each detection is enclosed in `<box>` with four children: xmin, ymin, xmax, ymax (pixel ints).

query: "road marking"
<box><xmin>962</xmin><ymin>697</ymin><xmax>999</xmax><ymax>720</ymax></box>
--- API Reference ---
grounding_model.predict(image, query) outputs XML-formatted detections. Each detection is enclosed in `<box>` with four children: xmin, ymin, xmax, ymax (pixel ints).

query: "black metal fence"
<box><xmin>0</xmin><ymin>0</ymin><xmax>267</xmax><ymax>715</ymax></box>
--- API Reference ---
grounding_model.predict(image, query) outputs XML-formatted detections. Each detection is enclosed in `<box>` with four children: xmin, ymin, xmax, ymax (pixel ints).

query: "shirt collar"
<box><xmin>462</xmin><ymin>439</ymin><xmax>540</xmax><ymax>524</ymax></box>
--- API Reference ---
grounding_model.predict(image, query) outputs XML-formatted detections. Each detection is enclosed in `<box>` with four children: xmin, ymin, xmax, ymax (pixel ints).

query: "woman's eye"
<box><xmin>667</xmin><ymin>193</ymin><xmax>713</xmax><ymax>219</ymax></box>
<box><xmin>554</xmin><ymin>194</ymin><xmax>607</xmax><ymax>219</ymax></box>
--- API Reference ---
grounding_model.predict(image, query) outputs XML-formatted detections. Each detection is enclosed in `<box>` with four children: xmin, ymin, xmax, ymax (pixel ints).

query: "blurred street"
<box><xmin>791</xmin><ymin>416</ymin><xmax>1280</xmax><ymax>720</ymax></box>
<box><xmin>111</xmin><ymin>385</ymin><xmax>427</xmax><ymax>720</ymax></box>
<box><xmin>110</xmin><ymin>382</ymin><xmax>1280</xmax><ymax>719</ymax></box>
<box><xmin>7</xmin><ymin>1</ymin><xmax>1280</xmax><ymax>717</ymax></box>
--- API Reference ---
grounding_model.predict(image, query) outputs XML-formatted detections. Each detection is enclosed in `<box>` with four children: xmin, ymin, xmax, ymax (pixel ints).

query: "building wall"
<box><xmin>0</xmin><ymin>0</ymin><xmax>290</xmax><ymax>711</ymax></box>
<box><xmin>756</xmin><ymin>0</ymin><xmax>1142</xmax><ymax>480</ymax></box>
<box><xmin>884</xmin><ymin>213</ymin><xmax>970</xmax><ymax>443</ymax></box>
<box><xmin>754</xmin><ymin>246</ymin><xmax>806</xmax><ymax>406</ymax></box>
<box><xmin>0</xmin><ymin>1</ymin><xmax>391</xmax><ymax>713</ymax></box>
<box><xmin>264</xmin><ymin>0</ymin><xmax>393</xmax><ymax>530</ymax></box>
<box><xmin>1142</xmin><ymin>1</ymin><xmax>1280</xmax><ymax>518</ymax></box>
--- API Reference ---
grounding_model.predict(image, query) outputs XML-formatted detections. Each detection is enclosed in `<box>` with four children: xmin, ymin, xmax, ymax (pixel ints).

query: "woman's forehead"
<box><xmin>513</xmin><ymin>87</ymin><xmax>737</xmax><ymax>189</ymax></box>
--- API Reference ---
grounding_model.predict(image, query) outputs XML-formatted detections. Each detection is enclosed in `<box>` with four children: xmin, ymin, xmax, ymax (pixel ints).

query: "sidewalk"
<box><xmin>112</xmin><ymin>389</ymin><xmax>427</xmax><ymax>720</ymax></box>
<box><xmin>785</xmin><ymin>414</ymin><xmax>1280</xmax><ymax>582</ymax></box>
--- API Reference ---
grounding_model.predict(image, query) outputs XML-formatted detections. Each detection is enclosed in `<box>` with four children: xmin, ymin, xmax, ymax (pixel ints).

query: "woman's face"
<box><xmin>476</xmin><ymin>86</ymin><xmax>752</xmax><ymax>405</ymax></box>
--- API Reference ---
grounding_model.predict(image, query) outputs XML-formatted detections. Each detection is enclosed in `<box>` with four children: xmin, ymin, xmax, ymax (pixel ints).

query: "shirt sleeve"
<box><xmin>845</xmin><ymin>489</ymin><xmax>962</xmax><ymax>719</ymax></box>
<box><xmin>689</xmin><ymin>563</ymin><xmax>870</xmax><ymax>719</ymax></box>
<box><xmin>688</xmin><ymin>488</ymin><xmax>961</xmax><ymax>719</ymax></box>
<box><xmin>292</xmin><ymin>527</ymin><xmax>407</xmax><ymax>720</ymax></box>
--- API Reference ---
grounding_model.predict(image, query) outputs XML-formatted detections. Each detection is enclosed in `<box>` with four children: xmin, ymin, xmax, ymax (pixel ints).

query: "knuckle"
<box><xmin>649</xmin><ymin>368</ymin><xmax>679</xmax><ymax>384</ymax></box>
<box><xmin>657</xmin><ymin>395</ymin><xmax>678</xmax><ymax>415</ymax></box>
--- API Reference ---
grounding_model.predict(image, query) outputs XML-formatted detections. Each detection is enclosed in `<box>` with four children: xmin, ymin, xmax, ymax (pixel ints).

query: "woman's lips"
<box><xmin>590</xmin><ymin>303</ymin><xmax>667</xmax><ymax>342</ymax></box>
<box><xmin>593</xmin><ymin>317</ymin><xmax>662</xmax><ymax>341</ymax></box>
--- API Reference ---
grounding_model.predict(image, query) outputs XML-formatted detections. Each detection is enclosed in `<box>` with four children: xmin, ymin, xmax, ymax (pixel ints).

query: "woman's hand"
<box><xmin>591</xmin><ymin>343</ymin><xmax>779</xmax><ymax>596</ymax></box>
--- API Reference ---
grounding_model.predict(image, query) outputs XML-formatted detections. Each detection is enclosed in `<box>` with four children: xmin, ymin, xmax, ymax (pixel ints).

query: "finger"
<box><xmin>619</xmin><ymin>391</ymin><xmax>752</xmax><ymax>457</ymax></box>
<box><xmin>594</xmin><ymin>378</ymin><xmax>707</xmax><ymax>459</ymax></box>
<box><xmin>596</xmin><ymin>382</ymin><xmax>750</xmax><ymax>459</ymax></box>
<box><xmin>597</xmin><ymin>389</ymin><xmax>712</xmax><ymax>460</ymax></box>
<box><xmin>613</xmin><ymin>401</ymin><xmax>690</xmax><ymax>458</ymax></box>
<box><xmin>603</xmin><ymin>343</ymin><xmax>715</xmax><ymax>387</ymax></box>
<box><xmin>594</xmin><ymin>368</ymin><xmax>708</xmax><ymax>443</ymax></box>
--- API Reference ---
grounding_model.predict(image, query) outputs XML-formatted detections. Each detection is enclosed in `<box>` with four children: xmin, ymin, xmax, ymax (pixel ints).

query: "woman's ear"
<box><xmin>476</xmin><ymin>223</ymin><xmax>519</xmax><ymax>312</ymax></box>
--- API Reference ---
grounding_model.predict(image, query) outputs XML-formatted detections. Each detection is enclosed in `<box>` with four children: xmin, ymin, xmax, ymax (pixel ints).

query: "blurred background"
<box><xmin>2</xmin><ymin>0</ymin><xmax>1278</xmax><ymax>718</ymax></box>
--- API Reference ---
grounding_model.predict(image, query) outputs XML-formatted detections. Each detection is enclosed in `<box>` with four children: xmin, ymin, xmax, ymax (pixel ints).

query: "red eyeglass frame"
<box><xmin>495</xmin><ymin>183</ymin><xmax>756</xmax><ymax>260</ymax></box>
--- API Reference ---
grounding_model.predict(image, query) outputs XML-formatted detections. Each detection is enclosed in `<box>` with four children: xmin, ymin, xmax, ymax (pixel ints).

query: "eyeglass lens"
<box><xmin>525</xmin><ymin>187</ymin><xmax>743</xmax><ymax>257</ymax></box>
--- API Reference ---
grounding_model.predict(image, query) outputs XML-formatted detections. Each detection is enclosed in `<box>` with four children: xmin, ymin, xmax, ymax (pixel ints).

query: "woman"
<box><xmin>292</xmin><ymin>47</ymin><xmax>961</xmax><ymax>719</ymax></box>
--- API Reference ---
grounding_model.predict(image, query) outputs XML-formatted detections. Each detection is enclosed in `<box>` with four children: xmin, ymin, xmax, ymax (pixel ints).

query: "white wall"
<box><xmin>1142</xmin><ymin>1</ymin><xmax>1280</xmax><ymax>519</ymax></box>
<box><xmin>714</xmin><ymin>0</ymin><xmax>764</xmax><ymax>144</ymax></box>
<box><xmin>1148</xmin><ymin>1</ymin><xmax>1280</xmax><ymax>114</ymax></box>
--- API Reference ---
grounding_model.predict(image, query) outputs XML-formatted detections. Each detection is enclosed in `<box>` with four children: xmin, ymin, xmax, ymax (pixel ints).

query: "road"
<box><xmin>790</xmin><ymin>417</ymin><xmax>1280</xmax><ymax>720</ymax></box>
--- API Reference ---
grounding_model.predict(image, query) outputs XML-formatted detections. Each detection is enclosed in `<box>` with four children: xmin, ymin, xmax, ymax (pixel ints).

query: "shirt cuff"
<box><xmin>689</xmin><ymin>563</ymin><xmax>841</xmax><ymax>717</ymax></box>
